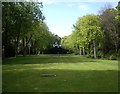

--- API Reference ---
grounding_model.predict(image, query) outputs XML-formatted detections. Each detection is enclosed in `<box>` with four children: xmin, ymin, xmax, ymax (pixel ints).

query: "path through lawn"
<box><xmin>2</xmin><ymin>55</ymin><xmax>118</xmax><ymax>92</ymax></box>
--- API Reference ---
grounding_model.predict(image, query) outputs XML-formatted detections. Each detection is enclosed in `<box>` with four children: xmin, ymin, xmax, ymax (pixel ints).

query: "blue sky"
<box><xmin>41</xmin><ymin>1</ymin><xmax>118</xmax><ymax>37</ymax></box>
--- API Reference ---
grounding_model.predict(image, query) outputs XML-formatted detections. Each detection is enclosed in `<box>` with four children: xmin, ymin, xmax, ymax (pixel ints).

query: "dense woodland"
<box><xmin>2</xmin><ymin>2</ymin><xmax>120</xmax><ymax>60</ymax></box>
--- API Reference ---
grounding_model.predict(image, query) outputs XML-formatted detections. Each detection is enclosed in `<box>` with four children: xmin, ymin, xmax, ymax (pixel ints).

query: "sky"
<box><xmin>40</xmin><ymin>0</ymin><xmax>119</xmax><ymax>38</ymax></box>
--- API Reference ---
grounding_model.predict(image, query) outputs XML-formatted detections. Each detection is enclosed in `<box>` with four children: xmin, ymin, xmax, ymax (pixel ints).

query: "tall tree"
<box><xmin>100</xmin><ymin>7</ymin><xmax>118</xmax><ymax>56</ymax></box>
<box><xmin>2</xmin><ymin>2</ymin><xmax>44</xmax><ymax>57</ymax></box>
<box><xmin>115</xmin><ymin>1</ymin><xmax>120</xmax><ymax>55</ymax></box>
<box><xmin>73</xmin><ymin>14</ymin><xmax>104</xmax><ymax>58</ymax></box>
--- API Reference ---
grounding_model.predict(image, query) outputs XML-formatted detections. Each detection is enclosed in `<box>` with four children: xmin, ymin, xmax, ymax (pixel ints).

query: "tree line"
<box><xmin>2</xmin><ymin>2</ymin><xmax>120</xmax><ymax>59</ymax></box>
<box><xmin>61</xmin><ymin>2</ymin><xmax>120</xmax><ymax>60</ymax></box>
<box><xmin>2</xmin><ymin>2</ymin><xmax>59</xmax><ymax>57</ymax></box>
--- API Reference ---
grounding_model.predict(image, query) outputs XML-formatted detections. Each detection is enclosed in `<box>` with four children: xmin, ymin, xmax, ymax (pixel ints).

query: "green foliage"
<box><xmin>105</xmin><ymin>50</ymin><xmax>117</xmax><ymax>60</ymax></box>
<box><xmin>61</xmin><ymin>35</ymin><xmax>74</xmax><ymax>50</ymax></box>
<box><xmin>31</xmin><ymin>23</ymin><xmax>54</xmax><ymax>51</ymax></box>
<box><xmin>2</xmin><ymin>2</ymin><xmax>120</xmax><ymax>59</ymax></box>
<box><xmin>100</xmin><ymin>7</ymin><xmax>119</xmax><ymax>55</ymax></box>
<box><xmin>115</xmin><ymin>1</ymin><xmax>120</xmax><ymax>53</ymax></box>
<box><xmin>65</xmin><ymin>14</ymin><xmax>104</xmax><ymax>58</ymax></box>
<box><xmin>62</xmin><ymin>3</ymin><xmax>119</xmax><ymax>59</ymax></box>
<box><xmin>79</xmin><ymin>15</ymin><xmax>104</xmax><ymax>44</ymax></box>
<box><xmin>2</xmin><ymin>2</ymin><xmax>56</xmax><ymax>56</ymax></box>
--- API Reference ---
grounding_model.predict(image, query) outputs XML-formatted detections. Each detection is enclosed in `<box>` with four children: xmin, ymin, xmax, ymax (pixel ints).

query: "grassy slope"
<box><xmin>2</xmin><ymin>55</ymin><xmax>118</xmax><ymax>92</ymax></box>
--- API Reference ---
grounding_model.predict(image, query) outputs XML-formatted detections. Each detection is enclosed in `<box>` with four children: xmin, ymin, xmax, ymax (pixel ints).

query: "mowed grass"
<box><xmin>2</xmin><ymin>54</ymin><xmax>118</xmax><ymax>92</ymax></box>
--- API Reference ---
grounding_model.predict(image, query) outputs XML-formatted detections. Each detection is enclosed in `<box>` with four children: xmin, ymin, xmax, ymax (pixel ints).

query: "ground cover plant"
<box><xmin>2</xmin><ymin>55</ymin><xmax>118</xmax><ymax>92</ymax></box>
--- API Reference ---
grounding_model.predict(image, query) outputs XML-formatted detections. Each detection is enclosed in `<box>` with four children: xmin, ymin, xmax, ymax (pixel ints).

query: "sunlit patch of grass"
<box><xmin>2</xmin><ymin>54</ymin><xmax>118</xmax><ymax>92</ymax></box>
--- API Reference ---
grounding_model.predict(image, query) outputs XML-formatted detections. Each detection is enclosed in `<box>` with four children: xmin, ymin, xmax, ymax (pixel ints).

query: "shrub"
<box><xmin>109</xmin><ymin>55</ymin><xmax>117</xmax><ymax>60</ymax></box>
<box><xmin>97</xmin><ymin>51</ymin><xmax>103</xmax><ymax>59</ymax></box>
<box><xmin>86</xmin><ymin>54</ymin><xmax>91</xmax><ymax>58</ymax></box>
<box><xmin>105</xmin><ymin>50</ymin><xmax>117</xmax><ymax>60</ymax></box>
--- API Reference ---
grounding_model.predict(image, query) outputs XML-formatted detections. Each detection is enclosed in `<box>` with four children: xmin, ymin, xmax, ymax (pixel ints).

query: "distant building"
<box><xmin>53</xmin><ymin>41</ymin><xmax>61</xmax><ymax>48</ymax></box>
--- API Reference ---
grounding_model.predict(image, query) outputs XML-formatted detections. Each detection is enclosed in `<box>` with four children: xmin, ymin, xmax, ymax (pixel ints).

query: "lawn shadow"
<box><xmin>2</xmin><ymin>68</ymin><xmax>118</xmax><ymax>92</ymax></box>
<box><xmin>3</xmin><ymin>54</ymin><xmax>97</xmax><ymax>65</ymax></box>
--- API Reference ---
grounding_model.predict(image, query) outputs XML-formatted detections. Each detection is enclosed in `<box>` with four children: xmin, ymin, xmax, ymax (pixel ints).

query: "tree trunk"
<box><xmin>35</xmin><ymin>48</ymin><xmax>37</xmax><ymax>55</ymax></box>
<box><xmin>22</xmin><ymin>38</ymin><xmax>26</xmax><ymax>56</ymax></box>
<box><xmin>115</xmin><ymin>42</ymin><xmax>118</xmax><ymax>57</ymax></box>
<box><xmin>15</xmin><ymin>33</ymin><xmax>20</xmax><ymax>56</ymax></box>
<box><xmin>28</xmin><ymin>46</ymin><xmax>30</xmax><ymax>55</ymax></box>
<box><xmin>38</xmin><ymin>51</ymin><xmax>40</xmax><ymax>55</ymax></box>
<box><xmin>93</xmin><ymin>40</ymin><xmax>96</xmax><ymax>58</ymax></box>
<box><xmin>79</xmin><ymin>47</ymin><xmax>82</xmax><ymax>56</ymax></box>
<box><xmin>83</xmin><ymin>47</ymin><xmax>85</xmax><ymax>55</ymax></box>
<box><xmin>87</xmin><ymin>43</ymin><xmax>90</xmax><ymax>56</ymax></box>
<box><xmin>118</xmin><ymin>49</ymin><xmax>120</xmax><ymax>60</ymax></box>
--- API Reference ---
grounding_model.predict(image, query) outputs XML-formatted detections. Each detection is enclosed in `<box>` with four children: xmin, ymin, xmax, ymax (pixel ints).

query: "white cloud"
<box><xmin>42</xmin><ymin>1</ymin><xmax>57</xmax><ymax>5</ymax></box>
<box><xmin>35</xmin><ymin>0</ymin><xmax>119</xmax><ymax>3</ymax></box>
<box><xmin>78</xmin><ymin>4</ymin><xmax>90</xmax><ymax>11</ymax></box>
<box><xmin>67</xmin><ymin>4</ymin><xmax>74</xmax><ymax>7</ymax></box>
<box><xmin>48</xmin><ymin>24</ymin><xmax>72</xmax><ymax>37</ymax></box>
<box><xmin>52</xmin><ymin>27</ymin><xmax>72</xmax><ymax>38</ymax></box>
<box><xmin>3</xmin><ymin>0</ymin><xmax>119</xmax><ymax>2</ymax></box>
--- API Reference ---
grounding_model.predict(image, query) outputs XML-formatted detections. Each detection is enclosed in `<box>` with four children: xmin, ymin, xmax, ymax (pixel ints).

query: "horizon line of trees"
<box><xmin>2</xmin><ymin>1</ymin><xmax>120</xmax><ymax>59</ymax></box>
<box><xmin>61</xmin><ymin>2</ymin><xmax>120</xmax><ymax>60</ymax></box>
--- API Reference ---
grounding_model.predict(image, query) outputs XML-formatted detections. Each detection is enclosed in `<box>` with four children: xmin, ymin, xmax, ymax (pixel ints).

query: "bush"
<box><xmin>97</xmin><ymin>51</ymin><xmax>103</xmax><ymax>59</ymax></box>
<box><xmin>109</xmin><ymin>55</ymin><xmax>117</xmax><ymax>60</ymax></box>
<box><xmin>86</xmin><ymin>54</ymin><xmax>91</xmax><ymax>58</ymax></box>
<box><xmin>105</xmin><ymin>51</ymin><xmax>117</xmax><ymax>60</ymax></box>
<box><xmin>74</xmin><ymin>50</ymin><xmax>79</xmax><ymax>55</ymax></box>
<box><xmin>74</xmin><ymin>52</ymin><xmax>79</xmax><ymax>55</ymax></box>
<box><xmin>97</xmin><ymin>55</ymin><xmax>102</xmax><ymax>59</ymax></box>
<box><xmin>4</xmin><ymin>44</ymin><xmax>15</xmax><ymax>57</ymax></box>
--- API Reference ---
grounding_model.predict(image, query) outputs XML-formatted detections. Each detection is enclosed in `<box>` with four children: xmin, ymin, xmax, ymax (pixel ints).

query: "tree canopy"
<box><xmin>2</xmin><ymin>2</ymin><xmax>57</xmax><ymax>57</ymax></box>
<box><xmin>61</xmin><ymin>2</ymin><xmax>120</xmax><ymax>59</ymax></box>
<box><xmin>2</xmin><ymin>1</ymin><xmax>120</xmax><ymax>60</ymax></box>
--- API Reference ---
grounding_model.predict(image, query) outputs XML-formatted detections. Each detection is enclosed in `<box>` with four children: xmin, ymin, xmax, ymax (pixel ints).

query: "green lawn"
<box><xmin>2</xmin><ymin>54</ymin><xmax>118</xmax><ymax>92</ymax></box>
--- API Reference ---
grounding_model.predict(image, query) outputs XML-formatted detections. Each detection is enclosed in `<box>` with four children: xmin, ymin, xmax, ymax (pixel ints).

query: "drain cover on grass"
<box><xmin>40</xmin><ymin>74</ymin><xmax>57</xmax><ymax>77</ymax></box>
